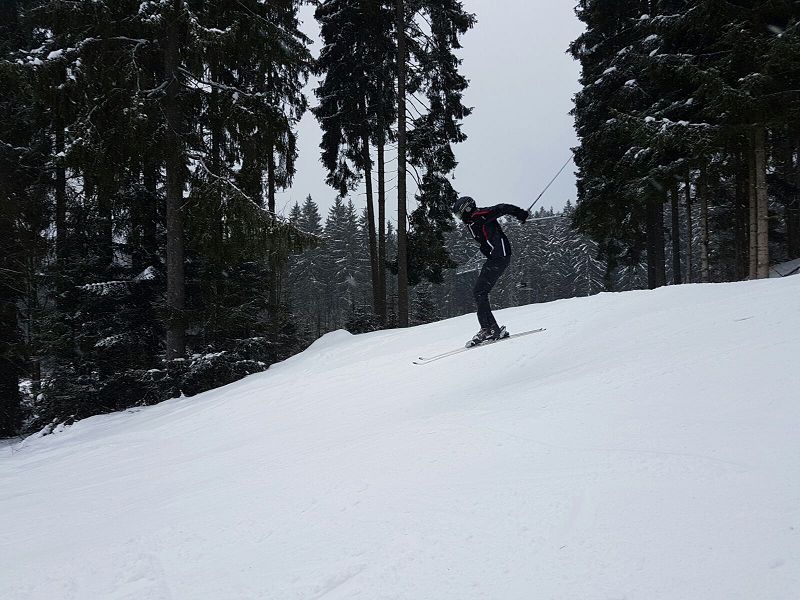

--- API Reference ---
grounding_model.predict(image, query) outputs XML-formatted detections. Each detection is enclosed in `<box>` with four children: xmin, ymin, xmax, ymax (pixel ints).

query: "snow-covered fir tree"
<box><xmin>570</xmin><ymin>1</ymin><xmax>800</xmax><ymax>290</ymax></box>
<box><xmin>0</xmin><ymin>0</ymin><xmax>316</xmax><ymax>432</ymax></box>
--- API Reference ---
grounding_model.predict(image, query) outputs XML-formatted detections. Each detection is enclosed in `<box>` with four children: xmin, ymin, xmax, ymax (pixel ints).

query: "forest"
<box><xmin>1</xmin><ymin>0</ymin><xmax>798</xmax><ymax>437</ymax></box>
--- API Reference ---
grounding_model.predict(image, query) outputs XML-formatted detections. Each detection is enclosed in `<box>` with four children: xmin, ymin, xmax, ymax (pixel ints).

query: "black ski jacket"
<box><xmin>463</xmin><ymin>204</ymin><xmax>528</xmax><ymax>259</ymax></box>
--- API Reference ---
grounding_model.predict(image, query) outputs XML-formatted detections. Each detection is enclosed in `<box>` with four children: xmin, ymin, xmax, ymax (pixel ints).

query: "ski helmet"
<box><xmin>452</xmin><ymin>196</ymin><xmax>476</xmax><ymax>221</ymax></box>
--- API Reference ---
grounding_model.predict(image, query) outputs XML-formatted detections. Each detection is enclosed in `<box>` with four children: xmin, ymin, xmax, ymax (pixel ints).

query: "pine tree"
<box><xmin>405</xmin><ymin>1</ymin><xmax>475</xmax><ymax>287</ymax></box>
<box><xmin>288</xmin><ymin>196</ymin><xmax>326</xmax><ymax>337</ymax></box>
<box><xmin>411</xmin><ymin>283</ymin><xmax>439</xmax><ymax>325</ymax></box>
<box><xmin>321</xmin><ymin>197</ymin><xmax>357</xmax><ymax>329</ymax></box>
<box><xmin>0</xmin><ymin>0</ymin><xmax>41</xmax><ymax>435</ymax></box>
<box><xmin>3</xmin><ymin>0</ymin><xmax>316</xmax><ymax>429</ymax></box>
<box><xmin>314</xmin><ymin>0</ymin><xmax>385</xmax><ymax>319</ymax></box>
<box><xmin>570</xmin><ymin>1</ymin><xmax>655</xmax><ymax>285</ymax></box>
<box><xmin>562</xmin><ymin>202</ymin><xmax>605</xmax><ymax>296</ymax></box>
<box><xmin>395</xmin><ymin>0</ymin><xmax>410</xmax><ymax>326</ymax></box>
<box><xmin>570</xmin><ymin>1</ymin><xmax>800</xmax><ymax>287</ymax></box>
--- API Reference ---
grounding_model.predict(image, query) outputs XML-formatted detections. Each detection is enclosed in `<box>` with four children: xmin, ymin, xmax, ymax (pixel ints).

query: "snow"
<box><xmin>133</xmin><ymin>265</ymin><xmax>158</xmax><ymax>282</ymax></box>
<box><xmin>2</xmin><ymin>278</ymin><xmax>800</xmax><ymax>599</ymax></box>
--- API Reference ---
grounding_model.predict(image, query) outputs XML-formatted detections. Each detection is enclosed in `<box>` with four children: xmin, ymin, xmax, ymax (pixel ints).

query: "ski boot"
<box><xmin>466</xmin><ymin>324</ymin><xmax>508</xmax><ymax>348</ymax></box>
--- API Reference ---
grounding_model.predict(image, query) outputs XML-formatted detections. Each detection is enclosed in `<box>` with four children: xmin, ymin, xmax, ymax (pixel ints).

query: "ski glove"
<box><xmin>517</xmin><ymin>208</ymin><xmax>530</xmax><ymax>224</ymax></box>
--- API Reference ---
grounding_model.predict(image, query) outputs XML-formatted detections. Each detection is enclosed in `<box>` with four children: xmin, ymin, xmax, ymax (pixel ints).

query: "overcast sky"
<box><xmin>274</xmin><ymin>1</ymin><xmax>585</xmax><ymax>221</ymax></box>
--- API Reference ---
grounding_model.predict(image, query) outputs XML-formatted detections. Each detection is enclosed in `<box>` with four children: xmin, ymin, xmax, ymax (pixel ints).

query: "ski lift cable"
<box><xmin>528</xmin><ymin>214</ymin><xmax>566</xmax><ymax>222</ymax></box>
<box><xmin>526</xmin><ymin>154</ymin><xmax>574</xmax><ymax>214</ymax></box>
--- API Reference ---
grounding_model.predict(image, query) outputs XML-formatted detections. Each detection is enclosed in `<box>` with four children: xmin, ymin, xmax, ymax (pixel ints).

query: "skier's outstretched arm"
<box><xmin>478</xmin><ymin>204</ymin><xmax>529</xmax><ymax>223</ymax></box>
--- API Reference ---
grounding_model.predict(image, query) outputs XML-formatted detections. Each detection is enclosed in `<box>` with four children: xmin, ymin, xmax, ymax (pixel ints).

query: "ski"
<box><xmin>413</xmin><ymin>327</ymin><xmax>546</xmax><ymax>365</ymax></box>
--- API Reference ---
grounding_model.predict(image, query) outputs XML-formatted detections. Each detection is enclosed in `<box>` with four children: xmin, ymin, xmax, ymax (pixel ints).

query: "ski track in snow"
<box><xmin>2</xmin><ymin>277</ymin><xmax>800</xmax><ymax>599</ymax></box>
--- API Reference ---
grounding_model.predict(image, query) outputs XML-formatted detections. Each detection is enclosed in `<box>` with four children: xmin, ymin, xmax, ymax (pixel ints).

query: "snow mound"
<box><xmin>2</xmin><ymin>277</ymin><xmax>799</xmax><ymax>599</ymax></box>
<box><xmin>304</xmin><ymin>328</ymin><xmax>354</xmax><ymax>352</ymax></box>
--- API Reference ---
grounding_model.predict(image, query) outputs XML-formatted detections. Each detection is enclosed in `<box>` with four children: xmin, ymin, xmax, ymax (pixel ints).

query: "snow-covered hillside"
<box><xmin>2</xmin><ymin>278</ymin><xmax>799</xmax><ymax>600</ymax></box>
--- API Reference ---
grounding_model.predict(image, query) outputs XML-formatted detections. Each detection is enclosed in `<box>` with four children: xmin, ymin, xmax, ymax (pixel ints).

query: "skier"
<box><xmin>452</xmin><ymin>196</ymin><xmax>529</xmax><ymax>347</ymax></box>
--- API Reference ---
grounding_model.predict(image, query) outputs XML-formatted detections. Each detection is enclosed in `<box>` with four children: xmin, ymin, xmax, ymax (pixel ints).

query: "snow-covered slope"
<box><xmin>2</xmin><ymin>278</ymin><xmax>799</xmax><ymax>600</ymax></box>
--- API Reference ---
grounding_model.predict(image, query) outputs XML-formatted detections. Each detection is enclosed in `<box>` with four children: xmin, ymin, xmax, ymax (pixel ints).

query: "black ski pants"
<box><xmin>473</xmin><ymin>255</ymin><xmax>511</xmax><ymax>329</ymax></box>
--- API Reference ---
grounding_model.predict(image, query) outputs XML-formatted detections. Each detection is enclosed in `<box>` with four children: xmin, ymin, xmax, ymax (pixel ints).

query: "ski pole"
<box><xmin>526</xmin><ymin>154</ymin><xmax>574</xmax><ymax>214</ymax></box>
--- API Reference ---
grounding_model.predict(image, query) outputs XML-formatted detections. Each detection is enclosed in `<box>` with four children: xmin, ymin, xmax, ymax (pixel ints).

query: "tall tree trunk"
<box><xmin>748</xmin><ymin>135</ymin><xmax>758</xmax><ymax>279</ymax></box>
<box><xmin>266</xmin><ymin>139</ymin><xmax>280</xmax><ymax>310</ymax></box>
<box><xmin>792</xmin><ymin>137</ymin><xmax>800</xmax><ymax>258</ymax></box>
<box><xmin>684</xmin><ymin>176</ymin><xmax>693</xmax><ymax>283</ymax></box>
<box><xmin>602</xmin><ymin>240</ymin><xmax>615</xmax><ymax>292</ymax></box>
<box><xmin>54</xmin><ymin>119</ymin><xmax>66</xmax><ymax>267</ymax></box>
<box><xmin>142</xmin><ymin>162</ymin><xmax>158</xmax><ymax>266</ymax></box>
<box><xmin>655</xmin><ymin>194</ymin><xmax>666</xmax><ymax>287</ymax></box>
<box><xmin>781</xmin><ymin>134</ymin><xmax>797</xmax><ymax>259</ymax></box>
<box><xmin>164</xmin><ymin>1</ymin><xmax>186</xmax><ymax>360</ymax></box>
<box><xmin>142</xmin><ymin>61</ymin><xmax>160</xmax><ymax>272</ymax></box>
<box><xmin>97</xmin><ymin>184</ymin><xmax>114</xmax><ymax>269</ymax></box>
<box><xmin>699</xmin><ymin>173</ymin><xmax>710</xmax><ymax>283</ymax></box>
<box><xmin>362</xmin><ymin>129</ymin><xmax>379</xmax><ymax>317</ymax></box>
<box><xmin>209</xmin><ymin>81</ymin><xmax>225</xmax><ymax>327</ymax></box>
<box><xmin>25</xmin><ymin>256</ymin><xmax>41</xmax><ymax>398</ymax></box>
<box><xmin>670</xmin><ymin>183</ymin><xmax>682</xmax><ymax>284</ymax></box>
<box><xmin>267</xmin><ymin>142</ymin><xmax>276</xmax><ymax>214</ymax></box>
<box><xmin>754</xmin><ymin>126</ymin><xmax>769</xmax><ymax>279</ymax></box>
<box><xmin>395</xmin><ymin>0</ymin><xmax>409</xmax><ymax>327</ymax></box>
<box><xmin>646</xmin><ymin>196</ymin><xmax>656</xmax><ymax>289</ymax></box>
<box><xmin>0</xmin><ymin>240</ymin><xmax>20</xmax><ymax>436</ymax></box>
<box><xmin>0</xmin><ymin>355</ymin><xmax>20</xmax><ymax>437</ymax></box>
<box><xmin>734</xmin><ymin>151</ymin><xmax>749</xmax><ymax>280</ymax></box>
<box><xmin>53</xmin><ymin>60</ymin><xmax>68</xmax><ymax>281</ymax></box>
<box><xmin>376</xmin><ymin>85</ymin><xmax>387</xmax><ymax>324</ymax></box>
<box><xmin>53</xmin><ymin>114</ymin><xmax>69</xmax><ymax>333</ymax></box>
<box><xmin>266</xmin><ymin>66</ymin><xmax>276</xmax><ymax>214</ymax></box>
<box><xmin>645</xmin><ymin>193</ymin><xmax>665</xmax><ymax>289</ymax></box>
